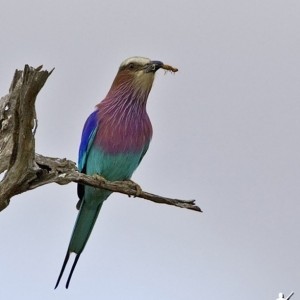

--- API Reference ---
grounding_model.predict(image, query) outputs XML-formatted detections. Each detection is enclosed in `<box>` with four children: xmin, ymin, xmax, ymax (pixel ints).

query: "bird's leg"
<box><xmin>126</xmin><ymin>180</ymin><xmax>143</xmax><ymax>197</ymax></box>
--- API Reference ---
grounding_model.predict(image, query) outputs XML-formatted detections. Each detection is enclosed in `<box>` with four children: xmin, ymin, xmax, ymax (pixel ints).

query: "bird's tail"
<box><xmin>55</xmin><ymin>200</ymin><xmax>103</xmax><ymax>289</ymax></box>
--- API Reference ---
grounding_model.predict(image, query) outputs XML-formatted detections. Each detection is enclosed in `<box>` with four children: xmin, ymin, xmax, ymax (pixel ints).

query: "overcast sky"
<box><xmin>0</xmin><ymin>0</ymin><xmax>299</xmax><ymax>299</ymax></box>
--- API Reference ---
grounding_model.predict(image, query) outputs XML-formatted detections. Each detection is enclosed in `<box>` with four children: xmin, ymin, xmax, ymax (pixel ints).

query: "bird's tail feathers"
<box><xmin>68</xmin><ymin>200</ymin><xmax>103</xmax><ymax>254</ymax></box>
<box><xmin>55</xmin><ymin>200</ymin><xmax>103</xmax><ymax>289</ymax></box>
<box><xmin>54</xmin><ymin>250</ymin><xmax>70</xmax><ymax>289</ymax></box>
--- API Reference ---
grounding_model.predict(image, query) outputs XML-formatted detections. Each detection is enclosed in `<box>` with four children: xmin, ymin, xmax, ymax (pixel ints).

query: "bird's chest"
<box><xmin>95</xmin><ymin>112</ymin><xmax>152</xmax><ymax>154</ymax></box>
<box><xmin>86</xmin><ymin>112</ymin><xmax>152</xmax><ymax>181</ymax></box>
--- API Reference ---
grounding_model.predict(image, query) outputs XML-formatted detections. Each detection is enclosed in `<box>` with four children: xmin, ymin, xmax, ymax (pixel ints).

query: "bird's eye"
<box><xmin>128</xmin><ymin>63</ymin><xmax>135</xmax><ymax>70</ymax></box>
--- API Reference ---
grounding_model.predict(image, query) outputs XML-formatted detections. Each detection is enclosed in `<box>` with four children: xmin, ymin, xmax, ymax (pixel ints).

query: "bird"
<box><xmin>54</xmin><ymin>56</ymin><xmax>178</xmax><ymax>289</ymax></box>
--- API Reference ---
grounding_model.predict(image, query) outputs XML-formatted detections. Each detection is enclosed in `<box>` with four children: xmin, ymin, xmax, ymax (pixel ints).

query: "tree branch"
<box><xmin>0</xmin><ymin>65</ymin><xmax>202</xmax><ymax>213</ymax></box>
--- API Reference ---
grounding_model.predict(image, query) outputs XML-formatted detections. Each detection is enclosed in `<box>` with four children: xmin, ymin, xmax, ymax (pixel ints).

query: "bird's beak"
<box><xmin>144</xmin><ymin>61</ymin><xmax>164</xmax><ymax>73</ymax></box>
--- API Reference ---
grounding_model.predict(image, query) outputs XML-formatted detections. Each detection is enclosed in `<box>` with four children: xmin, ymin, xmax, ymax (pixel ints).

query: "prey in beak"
<box><xmin>145</xmin><ymin>61</ymin><xmax>178</xmax><ymax>73</ymax></box>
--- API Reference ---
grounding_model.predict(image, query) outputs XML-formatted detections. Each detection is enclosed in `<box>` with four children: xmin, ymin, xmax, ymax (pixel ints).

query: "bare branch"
<box><xmin>33</xmin><ymin>154</ymin><xmax>201</xmax><ymax>212</ymax></box>
<box><xmin>0</xmin><ymin>65</ymin><xmax>201</xmax><ymax>213</ymax></box>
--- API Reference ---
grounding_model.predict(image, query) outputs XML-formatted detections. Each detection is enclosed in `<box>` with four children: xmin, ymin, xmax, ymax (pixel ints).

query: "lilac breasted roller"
<box><xmin>55</xmin><ymin>56</ymin><xmax>177</xmax><ymax>289</ymax></box>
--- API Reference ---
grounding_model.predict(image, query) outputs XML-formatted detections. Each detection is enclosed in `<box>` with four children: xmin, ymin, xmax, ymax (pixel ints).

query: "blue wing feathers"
<box><xmin>78</xmin><ymin>109</ymin><xmax>99</xmax><ymax>172</ymax></box>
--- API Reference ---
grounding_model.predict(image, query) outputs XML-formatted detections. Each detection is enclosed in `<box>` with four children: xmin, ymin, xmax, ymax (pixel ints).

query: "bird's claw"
<box><xmin>127</xmin><ymin>180</ymin><xmax>142</xmax><ymax>197</ymax></box>
<box><xmin>92</xmin><ymin>174</ymin><xmax>105</xmax><ymax>181</ymax></box>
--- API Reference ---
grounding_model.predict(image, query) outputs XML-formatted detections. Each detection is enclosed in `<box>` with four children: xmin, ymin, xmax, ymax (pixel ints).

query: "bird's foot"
<box><xmin>127</xmin><ymin>180</ymin><xmax>142</xmax><ymax>197</ymax></box>
<box><xmin>92</xmin><ymin>174</ymin><xmax>106</xmax><ymax>182</ymax></box>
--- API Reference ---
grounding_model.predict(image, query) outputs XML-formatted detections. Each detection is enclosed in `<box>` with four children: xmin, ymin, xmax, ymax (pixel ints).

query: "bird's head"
<box><xmin>107</xmin><ymin>56</ymin><xmax>177</xmax><ymax>99</ymax></box>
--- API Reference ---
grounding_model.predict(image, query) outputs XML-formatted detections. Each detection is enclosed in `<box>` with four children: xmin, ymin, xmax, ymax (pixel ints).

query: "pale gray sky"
<box><xmin>0</xmin><ymin>0</ymin><xmax>299</xmax><ymax>299</ymax></box>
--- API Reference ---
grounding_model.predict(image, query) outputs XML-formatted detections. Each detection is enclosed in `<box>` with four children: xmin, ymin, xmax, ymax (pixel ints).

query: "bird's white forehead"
<box><xmin>120</xmin><ymin>56</ymin><xmax>151</xmax><ymax>67</ymax></box>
